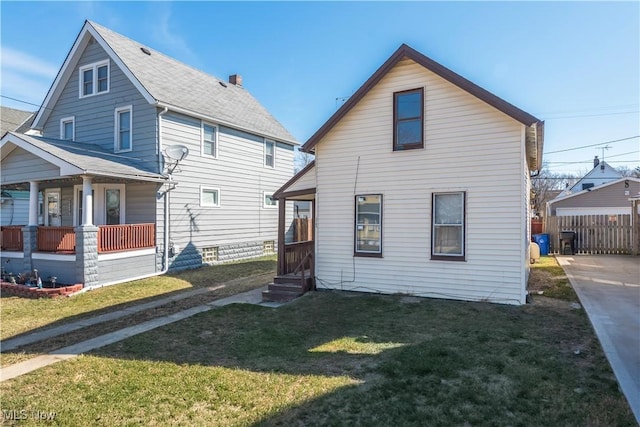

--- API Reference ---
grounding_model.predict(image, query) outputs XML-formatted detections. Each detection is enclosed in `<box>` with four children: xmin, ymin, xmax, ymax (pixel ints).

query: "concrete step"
<box><xmin>261</xmin><ymin>289</ymin><xmax>303</xmax><ymax>303</ymax></box>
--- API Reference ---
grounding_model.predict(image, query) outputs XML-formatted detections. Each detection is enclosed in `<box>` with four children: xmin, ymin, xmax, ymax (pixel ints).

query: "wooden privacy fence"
<box><xmin>546</xmin><ymin>214</ymin><xmax>633</xmax><ymax>255</ymax></box>
<box><xmin>293</xmin><ymin>218</ymin><xmax>313</xmax><ymax>242</ymax></box>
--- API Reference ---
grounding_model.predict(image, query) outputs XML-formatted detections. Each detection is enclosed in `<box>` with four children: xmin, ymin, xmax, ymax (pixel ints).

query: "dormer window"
<box><xmin>79</xmin><ymin>60</ymin><xmax>109</xmax><ymax>98</ymax></box>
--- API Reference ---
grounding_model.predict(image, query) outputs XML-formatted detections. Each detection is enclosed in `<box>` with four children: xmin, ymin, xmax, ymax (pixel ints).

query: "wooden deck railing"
<box><xmin>282</xmin><ymin>241</ymin><xmax>313</xmax><ymax>276</ymax></box>
<box><xmin>37</xmin><ymin>226</ymin><xmax>76</xmax><ymax>253</ymax></box>
<box><xmin>0</xmin><ymin>226</ymin><xmax>24</xmax><ymax>251</ymax></box>
<box><xmin>98</xmin><ymin>223</ymin><xmax>155</xmax><ymax>253</ymax></box>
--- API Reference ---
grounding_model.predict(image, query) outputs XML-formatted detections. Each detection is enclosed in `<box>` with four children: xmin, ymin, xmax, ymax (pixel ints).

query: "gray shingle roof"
<box><xmin>89</xmin><ymin>21</ymin><xmax>297</xmax><ymax>144</ymax></box>
<box><xmin>6</xmin><ymin>132</ymin><xmax>165</xmax><ymax>182</ymax></box>
<box><xmin>1</xmin><ymin>107</ymin><xmax>35</xmax><ymax>136</ymax></box>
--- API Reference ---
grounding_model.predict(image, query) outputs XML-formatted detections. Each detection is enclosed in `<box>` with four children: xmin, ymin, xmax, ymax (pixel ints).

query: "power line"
<box><xmin>545</xmin><ymin>136</ymin><xmax>640</xmax><ymax>154</ymax></box>
<box><xmin>1</xmin><ymin>95</ymin><xmax>42</xmax><ymax>109</ymax></box>
<box><xmin>543</xmin><ymin>110</ymin><xmax>638</xmax><ymax>120</ymax></box>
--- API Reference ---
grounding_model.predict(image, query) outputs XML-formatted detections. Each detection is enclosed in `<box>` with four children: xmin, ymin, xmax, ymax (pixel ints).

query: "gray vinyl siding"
<box><xmin>32</xmin><ymin>258</ymin><xmax>78</xmax><ymax>285</ymax></box>
<box><xmin>98</xmin><ymin>253</ymin><xmax>158</xmax><ymax>284</ymax></box>
<box><xmin>160</xmin><ymin>111</ymin><xmax>294</xmax><ymax>269</ymax></box>
<box><xmin>126</xmin><ymin>182</ymin><xmax>158</xmax><ymax>223</ymax></box>
<box><xmin>1</xmin><ymin>148</ymin><xmax>60</xmax><ymax>184</ymax></box>
<box><xmin>550</xmin><ymin>180</ymin><xmax>640</xmax><ymax>215</ymax></box>
<box><xmin>41</xmin><ymin>41</ymin><xmax>159</xmax><ymax>173</ymax></box>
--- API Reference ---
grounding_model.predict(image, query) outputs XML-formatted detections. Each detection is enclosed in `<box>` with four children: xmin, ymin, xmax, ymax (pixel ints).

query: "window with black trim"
<box><xmin>393</xmin><ymin>88</ymin><xmax>424</xmax><ymax>151</ymax></box>
<box><xmin>355</xmin><ymin>194</ymin><xmax>382</xmax><ymax>256</ymax></box>
<box><xmin>432</xmin><ymin>192</ymin><xmax>465</xmax><ymax>260</ymax></box>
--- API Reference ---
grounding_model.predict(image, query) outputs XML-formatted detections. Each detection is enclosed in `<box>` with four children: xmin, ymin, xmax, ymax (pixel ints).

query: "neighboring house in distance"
<box><xmin>1</xmin><ymin>20</ymin><xmax>296</xmax><ymax>289</ymax></box>
<box><xmin>557</xmin><ymin>156</ymin><xmax>622</xmax><ymax>197</ymax></box>
<box><xmin>0</xmin><ymin>106</ymin><xmax>36</xmax><ymax>136</ymax></box>
<box><xmin>1</xmin><ymin>107</ymin><xmax>41</xmax><ymax>226</ymax></box>
<box><xmin>547</xmin><ymin>177</ymin><xmax>640</xmax><ymax>217</ymax></box>
<box><xmin>272</xmin><ymin>44</ymin><xmax>544</xmax><ymax>306</ymax></box>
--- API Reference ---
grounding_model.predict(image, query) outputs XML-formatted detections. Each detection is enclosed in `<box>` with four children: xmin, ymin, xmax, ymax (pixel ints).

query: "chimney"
<box><xmin>229</xmin><ymin>74</ymin><xmax>242</xmax><ymax>86</ymax></box>
<box><xmin>593</xmin><ymin>156</ymin><xmax>599</xmax><ymax>168</ymax></box>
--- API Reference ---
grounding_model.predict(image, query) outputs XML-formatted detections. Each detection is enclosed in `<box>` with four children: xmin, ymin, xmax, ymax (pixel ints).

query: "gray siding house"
<box><xmin>0</xmin><ymin>20</ymin><xmax>296</xmax><ymax>289</ymax></box>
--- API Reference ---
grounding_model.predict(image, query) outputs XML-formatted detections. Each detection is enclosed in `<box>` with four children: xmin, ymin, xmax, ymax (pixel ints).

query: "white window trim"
<box><xmin>79</xmin><ymin>59</ymin><xmax>110</xmax><ymax>98</ymax></box>
<box><xmin>201</xmin><ymin>121</ymin><xmax>218</xmax><ymax>158</ymax></box>
<box><xmin>263</xmin><ymin>192</ymin><xmax>277</xmax><ymax>208</ymax></box>
<box><xmin>264</xmin><ymin>139</ymin><xmax>276</xmax><ymax>168</ymax></box>
<box><xmin>200</xmin><ymin>186</ymin><xmax>221</xmax><ymax>208</ymax></box>
<box><xmin>60</xmin><ymin>116</ymin><xmax>75</xmax><ymax>140</ymax></box>
<box><xmin>73</xmin><ymin>184</ymin><xmax>126</xmax><ymax>226</ymax></box>
<box><xmin>114</xmin><ymin>105</ymin><xmax>133</xmax><ymax>153</ymax></box>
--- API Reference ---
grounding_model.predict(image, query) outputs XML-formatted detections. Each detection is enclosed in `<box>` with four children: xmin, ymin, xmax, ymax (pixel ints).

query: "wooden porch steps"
<box><xmin>262</xmin><ymin>270</ymin><xmax>313</xmax><ymax>303</ymax></box>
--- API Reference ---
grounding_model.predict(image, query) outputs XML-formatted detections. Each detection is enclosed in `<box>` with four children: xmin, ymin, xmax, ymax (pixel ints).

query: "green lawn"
<box><xmin>0</xmin><ymin>255</ymin><xmax>276</xmax><ymax>341</ymax></box>
<box><xmin>2</xmin><ymin>288</ymin><xmax>635</xmax><ymax>426</ymax></box>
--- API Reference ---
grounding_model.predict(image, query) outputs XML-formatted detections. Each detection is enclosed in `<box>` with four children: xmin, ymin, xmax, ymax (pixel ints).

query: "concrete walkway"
<box><xmin>557</xmin><ymin>255</ymin><xmax>640</xmax><ymax>423</ymax></box>
<box><xmin>1</xmin><ymin>286</ymin><xmax>282</xmax><ymax>382</ymax></box>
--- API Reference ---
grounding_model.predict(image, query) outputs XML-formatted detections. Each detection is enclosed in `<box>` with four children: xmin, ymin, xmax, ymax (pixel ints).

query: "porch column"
<box><xmin>22</xmin><ymin>181</ymin><xmax>40</xmax><ymax>272</ymax></box>
<box><xmin>28</xmin><ymin>181</ymin><xmax>39</xmax><ymax>226</ymax></box>
<box><xmin>277</xmin><ymin>197</ymin><xmax>286</xmax><ymax>276</ymax></box>
<box><xmin>82</xmin><ymin>176</ymin><xmax>93</xmax><ymax>226</ymax></box>
<box><xmin>76</xmin><ymin>225</ymin><xmax>99</xmax><ymax>288</ymax></box>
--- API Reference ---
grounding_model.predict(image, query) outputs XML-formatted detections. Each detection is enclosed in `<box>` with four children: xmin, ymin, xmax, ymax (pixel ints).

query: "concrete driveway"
<box><xmin>557</xmin><ymin>255</ymin><xmax>640</xmax><ymax>423</ymax></box>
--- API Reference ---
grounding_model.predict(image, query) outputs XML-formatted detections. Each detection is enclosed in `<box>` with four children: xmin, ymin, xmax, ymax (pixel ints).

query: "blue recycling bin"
<box><xmin>533</xmin><ymin>233</ymin><xmax>550</xmax><ymax>256</ymax></box>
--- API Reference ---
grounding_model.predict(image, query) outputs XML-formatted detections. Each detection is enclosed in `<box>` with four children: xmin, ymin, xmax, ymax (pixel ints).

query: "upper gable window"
<box><xmin>202</xmin><ymin>123</ymin><xmax>218</xmax><ymax>158</ymax></box>
<box><xmin>60</xmin><ymin>116</ymin><xmax>75</xmax><ymax>140</ymax></box>
<box><xmin>264</xmin><ymin>140</ymin><xmax>275</xmax><ymax>168</ymax></box>
<box><xmin>115</xmin><ymin>106</ymin><xmax>132</xmax><ymax>152</ymax></box>
<box><xmin>393</xmin><ymin>88</ymin><xmax>424</xmax><ymax>151</ymax></box>
<box><xmin>79</xmin><ymin>60</ymin><xmax>109</xmax><ymax>98</ymax></box>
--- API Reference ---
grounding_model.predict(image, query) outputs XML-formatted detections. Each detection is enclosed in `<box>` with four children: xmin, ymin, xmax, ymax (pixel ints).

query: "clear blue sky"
<box><xmin>1</xmin><ymin>1</ymin><xmax>638</xmax><ymax>176</ymax></box>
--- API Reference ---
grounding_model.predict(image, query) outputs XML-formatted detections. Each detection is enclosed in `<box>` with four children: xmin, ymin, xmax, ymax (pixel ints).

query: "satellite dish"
<box><xmin>164</xmin><ymin>145</ymin><xmax>189</xmax><ymax>162</ymax></box>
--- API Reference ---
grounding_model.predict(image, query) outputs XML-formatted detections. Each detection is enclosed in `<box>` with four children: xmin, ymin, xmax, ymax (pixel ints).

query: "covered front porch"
<box><xmin>1</xmin><ymin>132</ymin><xmax>167</xmax><ymax>289</ymax></box>
<box><xmin>262</xmin><ymin>161</ymin><xmax>316</xmax><ymax>302</ymax></box>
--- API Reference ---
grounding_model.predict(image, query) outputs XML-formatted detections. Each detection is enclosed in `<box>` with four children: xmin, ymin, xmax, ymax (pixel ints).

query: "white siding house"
<box><xmin>274</xmin><ymin>44</ymin><xmax>543</xmax><ymax>305</ymax></box>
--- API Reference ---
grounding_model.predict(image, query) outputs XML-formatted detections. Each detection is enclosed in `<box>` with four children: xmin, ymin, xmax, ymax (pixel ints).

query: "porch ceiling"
<box><xmin>1</xmin><ymin>132</ymin><xmax>166</xmax><ymax>185</ymax></box>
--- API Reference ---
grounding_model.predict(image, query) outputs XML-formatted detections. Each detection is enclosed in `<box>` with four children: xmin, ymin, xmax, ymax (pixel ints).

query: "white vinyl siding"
<box><xmin>114</xmin><ymin>105</ymin><xmax>132</xmax><ymax>152</ymax></box>
<box><xmin>314</xmin><ymin>58</ymin><xmax>528</xmax><ymax>305</ymax></box>
<box><xmin>60</xmin><ymin>116</ymin><xmax>75</xmax><ymax>140</ymax></box>
<box><xmin>79</xmin><ymin>60</ymin><xmax>109</xmax><ymax>98</ymax></box>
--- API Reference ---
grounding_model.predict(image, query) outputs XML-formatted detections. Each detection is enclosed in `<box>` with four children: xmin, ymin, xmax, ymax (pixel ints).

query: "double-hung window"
<box><xmin>79</xmin><ymin>60</ymin><xmax>109</xmax><ymax>98</ymax></box>
<box><xmin>432</xmin><ymin>192</ymin><xmax>465</xmax><ymax>260</ymax></box>
<box><xmin>355</xmin><ymin>194</ymin><xmax>382</xmax><ymax>256</ymax></box>
<box><xmin>264</xmin><ymin>140</ymin><xmax>275</xmax><ymax>168</ymax></box>
<box><xmin>201</xmin><ymin>187</ymin><xmax>220</xmax><ymax>208</ymax></box>
<box><xmin>60</xmin><ymin>117</ymin><xmax>75</xmax><ymax>140</ymax></box>
<box><xmin>115</xmin><ymin>106</ymin><xmax>132</xmax><ymax>152</ymax></box>
<box><xmin>393</xmin><ymin>88</ymin><xmax>424</xmax><ymax>151</ymax></box>
<box><xmin>202</xmin><ymin>123</ymin><xmax>217</xmax><ymax>157</ymax></box>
